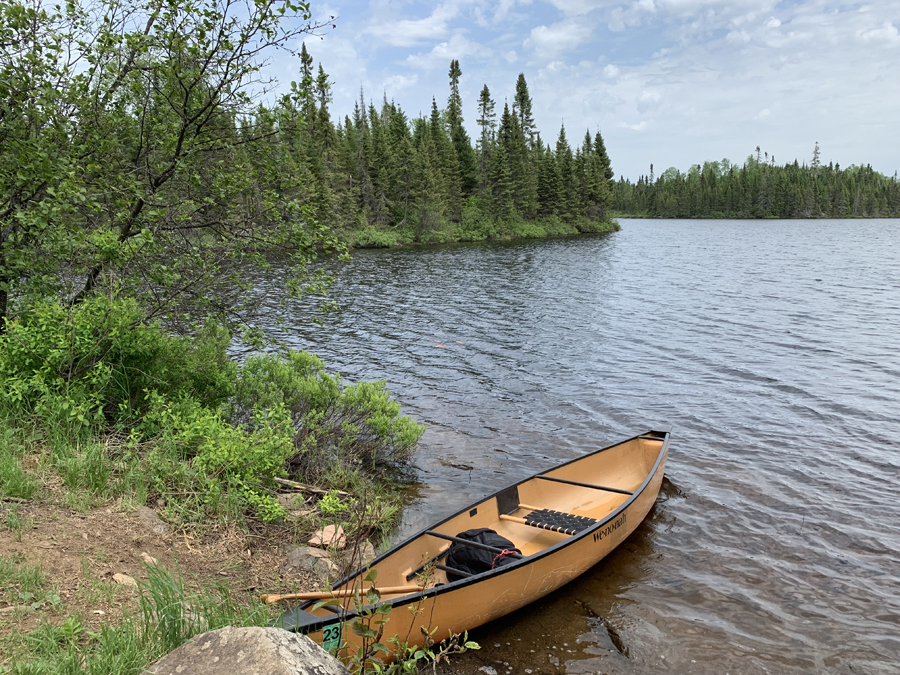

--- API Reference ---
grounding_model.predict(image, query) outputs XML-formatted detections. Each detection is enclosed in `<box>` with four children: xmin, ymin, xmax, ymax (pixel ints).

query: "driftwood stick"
<box><xmin>270</xmin><ymin>476</ymin><xmax>351</xmax><ymax>497</ymax></box>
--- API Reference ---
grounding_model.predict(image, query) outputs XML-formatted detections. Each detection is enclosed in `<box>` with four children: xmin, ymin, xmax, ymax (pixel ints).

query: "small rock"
<box><xmin>113</xmin><ymin>573</ymin><xmax>138</xmax><ymax>588</ymax></box>
<box><xmin>282</xmin><ymin>546</ymin><xmax>336</xmax><ymax>579</ymax></box>
<box><xmin>478</xmin><ymin>667</ymin><xmax>497</xmax><ymax>675</ymax></box>
<box><xmin>140</xmin><ymin>552</ymin><xmax>159</xmax><ymax>566</ymax></box>
<box><xmin>0</xmin><ymin>605</ymin><xmax>33</xmax><ymax>614</ymax></box>
<box><xmin>146</xmin><ymin>626</ymin><xmax>349</xmax><ymax>675</ymax></box>
<box><xmin>135</xmin><ymin>507</ymin><xmax>170</xmax><ymax>536</ymax></box>
<box><xmin>309</xmin><ymin>524</ymin><xmax>346</xmax><ymax>550</ymax></box>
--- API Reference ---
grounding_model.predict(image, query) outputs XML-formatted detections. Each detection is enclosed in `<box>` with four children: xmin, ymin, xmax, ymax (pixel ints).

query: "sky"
<box><xmin>276</xmin><ymin>0</ymin><xmax>900</xmax><ymax>181</ymax></box>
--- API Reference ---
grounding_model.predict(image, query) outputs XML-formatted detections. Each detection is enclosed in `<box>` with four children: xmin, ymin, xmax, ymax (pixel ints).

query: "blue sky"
<box><xmin>279</xmin><ymin>0</ymin><xmax>899</xmax><ymax>180</ymax></box>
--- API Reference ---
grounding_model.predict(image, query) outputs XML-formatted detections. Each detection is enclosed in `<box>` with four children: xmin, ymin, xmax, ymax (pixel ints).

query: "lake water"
<box><xmin>251</xmin><ymin>219</ymin><xmax>900</xmax><ymax>675</ymax></box>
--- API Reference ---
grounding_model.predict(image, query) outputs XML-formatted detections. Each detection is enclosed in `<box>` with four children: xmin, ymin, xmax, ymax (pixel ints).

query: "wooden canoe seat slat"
<box><xmin>535</xmin><ymin>475</ymin><xmax>633</xmax><ymax>496</ymax></box>
<box><xmin>500</xmin><ymin>509</ymin><xmax>597</xmax><ymax>536</ymax></box>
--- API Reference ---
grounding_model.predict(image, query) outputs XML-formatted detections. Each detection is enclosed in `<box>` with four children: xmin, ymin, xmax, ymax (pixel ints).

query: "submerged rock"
<box><xmin>146</xmin><ymin>626</ymin><xmax>349</xmax><ymax>675</ymax></box>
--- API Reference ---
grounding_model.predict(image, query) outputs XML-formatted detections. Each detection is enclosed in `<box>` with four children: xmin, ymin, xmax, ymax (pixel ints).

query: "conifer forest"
<box><xmin>281</xmin><ymin>49</ymin><xmax>619</xmax><ymax>248</ymax></box>
<box><xmin>612</xmin><ymin>146</ymin><xmax>900</xmax><ymax>219</ymax></box>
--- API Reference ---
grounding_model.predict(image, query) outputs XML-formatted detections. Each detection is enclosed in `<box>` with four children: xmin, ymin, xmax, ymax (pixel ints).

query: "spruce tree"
<box><xmin>476</xmin><ymin>85</ymin><xmax>496</xmax><ymax>196</ymax></box>
<box><xmin>513</xmin><ymin>73</ymin><xmax>536</xmax><ymax>148</ymax></box>
<box><xmin>446</xmin><ymin>60</ymin><xmax>478</xmax><ymax>197</ymax></box>
<box><xmin>555</xmin><ymin>124</ymin><xmax>575</xmax><ymax>221</ymax></box>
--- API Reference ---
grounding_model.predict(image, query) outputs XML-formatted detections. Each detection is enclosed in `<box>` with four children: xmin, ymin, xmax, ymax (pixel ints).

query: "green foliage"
<box><xmin>0</xmin><ymin>555</ymin><xmax>57</xmax><ymax>608</ymax></box>
<box><xmin>0</xmin><ymin>295</ymin><xmax>422</xmax><ymax>528</ymax></box>
<box><xmin>233</xmin><ymin>351</ymin><xmax>424</xmax><ymax>475</ymax></box>
<box><xmin>0</xmin><ymin>296</ymin><xmax>235</xmax><ymax>426</ymax></box>
<box><xmin>4</xmin><ymin>565</ymin><xmax>270</xmax><ymax>675</ymax></box>
<box><xmin>0</xmin><ymin>0</ymin><xmax>343</xmax><ymax>334</ymax></box>
<box><xmin>352</xmin><ymin>229</ymin><xmax>402</xmax><ymax>249</ymax></box>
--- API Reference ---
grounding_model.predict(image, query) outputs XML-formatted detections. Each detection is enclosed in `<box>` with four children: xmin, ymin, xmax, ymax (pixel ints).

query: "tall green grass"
<box><xmin>3</xmin><ymin>564</ymin><xmax>270</xmax><ymax>675</ymax></box>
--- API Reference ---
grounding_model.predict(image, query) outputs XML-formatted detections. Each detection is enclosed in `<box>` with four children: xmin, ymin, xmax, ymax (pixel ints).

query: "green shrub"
<box><xmin>455</xmin><ymin>197</ymin><xmax>501</xmax><ymax>241</ymax></box>
<box><xmin>0</xmin><ymin>296</ymin><xmax>235</xmax><ymax>426</ymax></box>
<box><xmin>232</xmin><ymin>351</ymin><xmax>425</xmax><ymax>474</ymax></box>
<box><xmin>352</xmin><ymin>228</ymin><xmax>400</xmax><ymax>249</ymax></box>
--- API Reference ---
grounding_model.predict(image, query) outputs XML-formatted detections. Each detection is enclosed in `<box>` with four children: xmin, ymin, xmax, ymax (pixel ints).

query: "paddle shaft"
<box><xmin>261</xmin><ymin>585</ymin><xmax>422</xmax><ymax>604</ymax></box>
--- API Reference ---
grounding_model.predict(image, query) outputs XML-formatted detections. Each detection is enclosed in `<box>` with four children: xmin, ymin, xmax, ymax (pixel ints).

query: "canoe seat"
<box><xmin>522</xmin><ymin>509</ymin><xmax>596</xmax><ymax>536</ymax></box>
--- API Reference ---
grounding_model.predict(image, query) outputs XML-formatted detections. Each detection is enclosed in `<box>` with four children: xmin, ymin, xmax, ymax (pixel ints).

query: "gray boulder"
<box><xmin>146</xmin><ymin>626</ymin><xmax>349</xmax><ymax>675</ymax></box>
<box><xmin>282</xmin><ymin>546</ymin><xmax>336</xmax><ymax>580</ymax></box>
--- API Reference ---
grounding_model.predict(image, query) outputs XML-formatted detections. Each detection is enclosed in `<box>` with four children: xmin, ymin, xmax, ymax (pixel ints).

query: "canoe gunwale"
<box><xmin>287</xmin><ymin>429</ymin><xmax>669</xmax><ymax>634</ymax></box>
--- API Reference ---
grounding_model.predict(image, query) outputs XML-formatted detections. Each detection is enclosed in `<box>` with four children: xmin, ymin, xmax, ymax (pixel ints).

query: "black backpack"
<box><xmin>445</xmin><ymin>528</ymin><xmax>521</xmax><ymax>581</ymax></box>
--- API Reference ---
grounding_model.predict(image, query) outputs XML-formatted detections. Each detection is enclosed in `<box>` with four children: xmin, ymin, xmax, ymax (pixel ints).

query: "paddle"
<box><xmin>261</xmin><ymin>585</ymin><xmax>423</xmax><ymax>604</ymax></box>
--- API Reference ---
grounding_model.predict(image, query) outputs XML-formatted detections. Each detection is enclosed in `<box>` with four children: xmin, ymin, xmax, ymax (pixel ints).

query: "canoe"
<box><xmin>276</xmin><ymin>430</ymin><xmax>670</xmax><ymax>660</ymax></box>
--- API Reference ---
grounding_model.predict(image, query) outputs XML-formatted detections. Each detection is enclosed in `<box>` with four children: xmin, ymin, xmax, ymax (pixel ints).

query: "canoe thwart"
<box><xmin>535</xmin><ymin>474</ymin><xmax>634</xmax><ymax>496</ymax></box>
<box><xmin>435</xmin><ymin>563</ymin><xmax>472</xmax><ymax>578</ymax></box>
<box><xmin>406</xmin><ymin>546</ymin><xmax>451</xmax><ymax>581</ymax></box>
<box><xmin>500</xmin><ymin>508</ymin><xmax>597</xmax><ymax>536</ymax></box>
<box><xmin>425</xmin><ymin>530</ymin><xmax>525</xmax><ymax>559</ymax></box>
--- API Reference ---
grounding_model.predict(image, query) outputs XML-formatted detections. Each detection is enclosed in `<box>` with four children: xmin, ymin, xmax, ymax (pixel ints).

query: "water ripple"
<box><xmin>247</xmin><ymin>219</ymin><xmax>900</xmax><ymax>674</ymax></box>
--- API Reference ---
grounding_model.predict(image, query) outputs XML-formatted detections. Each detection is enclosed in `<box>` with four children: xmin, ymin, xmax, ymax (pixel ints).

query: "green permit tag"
<box><xmin>322</xmin><ymin>622</ymin><xmax>342</xmax><ymax>652</ymax></box>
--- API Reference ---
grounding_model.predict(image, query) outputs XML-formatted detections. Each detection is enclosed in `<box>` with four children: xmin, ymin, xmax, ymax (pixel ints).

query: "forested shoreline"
<box><xmin>284</xmin><ymin>50</ymin><xmax>619</xmax><ymax>249</ymax></box>
<box><xmin>613</xmin><ymin>147</ymin><xmax>900</xmax><ymax>219</ymax></box>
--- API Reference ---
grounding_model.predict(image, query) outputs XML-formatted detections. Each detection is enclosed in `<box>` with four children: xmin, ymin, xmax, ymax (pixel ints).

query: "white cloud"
<box><xmin>544</xmin><ymin>0</ymin><xmax>619</xmax><ymax>16</ymax></box>
<box><xmin>381</xmin><ymin>74</ymin><xmax>419</xmax><ymax>96</ymax></box>
<box><xmin>405</xmin><ymin>33</ymin><xmax>493</xmax><ymax>70</ymax></box>
<box><xmin>271</xmin><ymin>0</ymin><xmax>900</xmax><ymax>180</ymax></box>
<box><xmin>364</xmin><ymin>4</ymin><xmax>463</xmax><ymax>47</ymax></box>
<box><xmin>857</xmin><ymin>21</ymin><xmax>900</xmax><ymax>43</ymax></box>
<box><xmin>524</xmin><ymin>18</ymin><xmax>595</xmax><ymax>55</ymax></box>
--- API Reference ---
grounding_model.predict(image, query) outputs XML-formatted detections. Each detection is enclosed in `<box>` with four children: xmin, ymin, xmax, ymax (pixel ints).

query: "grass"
<box><xmin>0</xmin><ymin>555</ymin><xmax>60</xmax><ymax>611</ymax></box>
<box><xmin>0</xmin><ymin>563</ymin><xmax>272</xmax><ymax>675</ymax></box>
<box><xmin>4</xmin><ymin>504</ymin><xmax>33</xmax><ymax>541</ymax></box>
<box><xmin>0</xmin><ymin>428</ymin><xmax>40</xmax><ymax>501</ymax></box>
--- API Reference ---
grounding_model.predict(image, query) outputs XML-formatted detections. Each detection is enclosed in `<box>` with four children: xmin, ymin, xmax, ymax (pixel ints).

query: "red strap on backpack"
<box><xmin>492</xmin><ymin>549</ymin><xmax>515</xmax><ymax>569</ymax></box>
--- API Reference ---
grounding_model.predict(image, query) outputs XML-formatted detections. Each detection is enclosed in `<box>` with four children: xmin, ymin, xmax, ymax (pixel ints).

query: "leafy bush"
<box><xmin>455</xmin><ymin>197</ymin><xmax>501</xmax><ymax>241</ymax></box>
<box><xmin>0</xmin><ymin>296</ymin><xmax>235</xmax><ymax>426</ymax></box>
<box><xmin>352</xmin><ymin>229</ymin><xmax>401</xmax><ymax>249</ymax></box>
<box><xmin>0</xmin><ymin>297</ymin><xmax>422</xmax><ymax>528</ymax></box>
<box><xmin>232</xmin><ymin>351</ymin><xmax>424</xmax><ymax>477</ymax></box>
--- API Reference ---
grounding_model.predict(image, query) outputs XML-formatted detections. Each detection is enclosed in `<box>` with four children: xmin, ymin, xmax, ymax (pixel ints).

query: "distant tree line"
<box><xmin>261</xmin><ymin>48</ymin><xmax>618</xmax><ymax>247</ymax></box>
<box><xmin>614</xmin><ymin>145</ymin><xmax>900</xmax><ymax>219</ymax></box>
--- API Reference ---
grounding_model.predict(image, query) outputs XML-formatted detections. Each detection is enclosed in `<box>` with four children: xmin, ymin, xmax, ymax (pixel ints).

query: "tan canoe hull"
<box><xmin>281</xmin><ymin>431</ymin><xmax>669</xmax><ymax>662</ymax></box>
